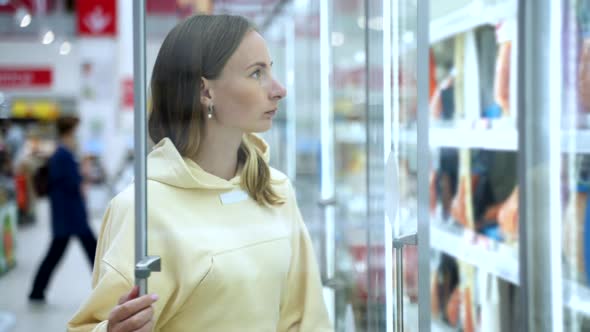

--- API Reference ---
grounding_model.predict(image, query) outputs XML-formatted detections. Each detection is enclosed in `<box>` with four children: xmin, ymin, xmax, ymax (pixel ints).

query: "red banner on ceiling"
<box><xmin>0</xmin><ymin>0</ymin><xmax>56</xmax><ymax>13</ymax></box>
<box><xmin>147</xmin><ymin>0</ymin><xmax>213</xmax><ymax>15</ymax></box>
<box><xmin>77</xmin><ymin>0</ymin><xmax>117</xmax><ymax>37</ymax></box>
<box><xmin>0</xmin><ymin>68</ymin><xmax>52</xmax><ymax>89</ymax></box>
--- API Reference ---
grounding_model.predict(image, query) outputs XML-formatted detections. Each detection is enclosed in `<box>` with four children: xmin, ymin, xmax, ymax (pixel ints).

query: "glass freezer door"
<box><xmin>374</xmin><ymin>0</ymin><xmax>432</xmax><ymax>330</ymax></box>
<box><xmin>562</xmin><ymin>0</ymin><xmax>590</xmax><ymax>330</ymax></box>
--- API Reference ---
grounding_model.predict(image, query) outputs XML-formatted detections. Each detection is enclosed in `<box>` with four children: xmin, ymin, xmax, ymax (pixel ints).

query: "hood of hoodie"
<box><xmin>147</xmin><ymin>133</ymin><xmax>270</xmax><ymax>190</ymax></box>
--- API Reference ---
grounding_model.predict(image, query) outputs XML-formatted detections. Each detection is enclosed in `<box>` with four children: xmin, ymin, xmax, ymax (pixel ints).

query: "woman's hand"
<box><xmin>107</xmin><ymin>286</ymin><xmax>158</xmax><ymax>332</ymax></box>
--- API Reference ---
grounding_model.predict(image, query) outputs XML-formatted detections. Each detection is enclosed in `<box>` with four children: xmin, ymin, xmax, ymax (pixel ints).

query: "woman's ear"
<box><xmin>200</xmin><ymin>77</ymin><xmax>214</xmax><ymax>105</ymax></box>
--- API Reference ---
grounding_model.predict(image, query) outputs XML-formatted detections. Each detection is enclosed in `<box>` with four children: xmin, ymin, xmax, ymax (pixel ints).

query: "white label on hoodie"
<box><xmin>220</xmin><ymin>190</ymin><xmax>249</xmax><ymax>205</ymax></box>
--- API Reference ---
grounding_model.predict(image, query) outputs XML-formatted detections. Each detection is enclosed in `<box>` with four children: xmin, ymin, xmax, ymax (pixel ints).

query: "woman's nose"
<box><xmin>270</xmin><ymin>79</ymin><xmax>287</xmax><ymax>100</ymax></box>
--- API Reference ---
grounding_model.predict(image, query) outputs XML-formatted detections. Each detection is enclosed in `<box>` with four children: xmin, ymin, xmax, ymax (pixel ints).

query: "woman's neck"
<box><xmin>193</xmin><ymin>128</ymin><xmax>243</xmax><ymax>181</ymax></box>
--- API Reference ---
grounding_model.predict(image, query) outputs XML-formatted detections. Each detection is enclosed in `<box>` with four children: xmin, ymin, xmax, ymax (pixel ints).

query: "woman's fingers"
<box><xmin>115</xmin><ymin>304</ymin><xmax>154</xmax><ymax>332</ymax></box>
<box><xmin>109</xmin><ymin>293</ymin><xmax>159</xmax><ymax>326</ymax></box>
<box><xmin>136</xmin><ymin>320</ymin><xmax>155</xmax><ymax>332</ymax></box>
<box><xmin>118</xmin><ymin>286</ymin><xmax>140</xmax><ymax>305</ymax></box>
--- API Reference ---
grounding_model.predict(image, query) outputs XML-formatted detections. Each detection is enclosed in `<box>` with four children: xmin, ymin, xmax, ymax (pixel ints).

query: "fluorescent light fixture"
<box><xmin>20</xmin><ymin>14</ymin><xmax>31</xmax><ymax>27</ymax></box>
<box><xmin>15</xmin><ymin>7</ymin><xmax>31</xmax><ymax>28</ymax></box>
<box><xmin>60</xmin><ymin>41</ymin><xmax>71</xmax><ymax>55</ymax></box>
<box><xmin>42</xmin><ymin>30</ymin><xmax>55</xmax><ymax>45</ymax></box>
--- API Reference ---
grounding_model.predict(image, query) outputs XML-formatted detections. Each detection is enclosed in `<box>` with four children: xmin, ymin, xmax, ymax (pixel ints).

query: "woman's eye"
<box><xmin>251</xmin><ymin>69</ymin><xmax>262</xmax><ymax>79</ymax></box>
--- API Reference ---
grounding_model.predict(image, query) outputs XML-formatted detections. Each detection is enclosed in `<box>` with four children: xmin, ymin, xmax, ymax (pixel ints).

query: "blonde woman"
<box><xmin>68</xmin><ymin>14</ymin><xmax>332</xmax><ymax>332</ymax></box>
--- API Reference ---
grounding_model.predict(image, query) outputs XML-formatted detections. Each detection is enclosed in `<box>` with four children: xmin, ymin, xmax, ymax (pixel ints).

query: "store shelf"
<box><xmin>401</xmin><ymin>127</ymin><xmax>590</xmax><ymax>153</ymax></box>
<box><xmin>399</xmin><ymin>127</ymin><xmax>518</xmax><ymax>151</ymax></box>
<box><xmin>564</xmin><ymin>279</ymin><xmax>590</xmax><ymax>316</ymax></box>
<box><xmin>340</xmin><ymin>124</ymin><xmax>590</xmax><ymax>153</ymax></box>
<box><xmin>430</xmin><ymin>0</ymin><xmax>517</xmax><ymax>44</ymax></box>
<box><xmin>430</xmin><ymin>127</ymin><xmax>518</xmax><ymax>151</ymax></box>
<box><xmin>430</xmin><ymin>220</ymin><xmax>519</xmax><ymax>285</ymax></box>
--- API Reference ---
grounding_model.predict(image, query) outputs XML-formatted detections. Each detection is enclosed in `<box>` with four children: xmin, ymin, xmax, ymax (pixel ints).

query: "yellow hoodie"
<box><xmin>68</xmin><ymin>135</ymin><xmax>332</xmax><ymax>332</ymax></box>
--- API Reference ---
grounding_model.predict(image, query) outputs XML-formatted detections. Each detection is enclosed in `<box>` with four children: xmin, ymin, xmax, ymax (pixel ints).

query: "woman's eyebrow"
<box><xmin>245</xmin><ymin>61</ymin><xmax>273</xmax><ymax>70</ymax></box>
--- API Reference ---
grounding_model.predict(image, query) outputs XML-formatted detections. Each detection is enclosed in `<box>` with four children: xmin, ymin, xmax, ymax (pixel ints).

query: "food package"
<box><xmin>494</xmin><ymin>21</ymin><xmax>513</xmax><ymax>116</ymax></box>
<box><xmin>498</xmin><ymin>187</ymin><xmax>519</xmax><ymax>242</ymax></box>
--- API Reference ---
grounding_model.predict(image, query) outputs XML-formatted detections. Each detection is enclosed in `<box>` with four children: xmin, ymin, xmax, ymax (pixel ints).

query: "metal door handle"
<box><xmin>135</xmin><ymin>255</ymin><xmax>161</xmax><ymax>279</ymax></box>
<box><xmin>318</xmin><ymin>197</ymin><xmax>337</xmax><ymax>207</ymax></box>
<box><xmin>318</xmin><ymin>197</ymin><xmax>336</xmax><ymax>285</ymax></box>
<box><xmin>393</xmin><ymin>233</ymin><xmax>417</xmax><ymax>332</ymax></box>
<box><xmin>322</xmin><ymin>276</ymin><xmax>348</xmax><ymax>290</ymax></box>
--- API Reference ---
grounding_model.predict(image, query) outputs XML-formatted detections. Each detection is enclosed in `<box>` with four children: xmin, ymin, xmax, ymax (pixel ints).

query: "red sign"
<box><xmin>122</xmin><ymin>78</ymin><xmax>134</xmax><ymax>109</ymax></box>
<box><xmin>77</xmin><ymin>0</ymin><xmax>116</xmax><ymax>37</ymax></box>
<box><xmin>0</xmin><ymin>68</ymin><xmax>52</xmax><ymax>89</ymax></box>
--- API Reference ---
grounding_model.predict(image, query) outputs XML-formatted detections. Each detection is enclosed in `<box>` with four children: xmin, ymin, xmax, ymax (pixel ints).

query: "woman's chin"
<box><xmin>251</xmin><ymin>121</ymin><xmax>272</xmax><ymax>133</ymax></box>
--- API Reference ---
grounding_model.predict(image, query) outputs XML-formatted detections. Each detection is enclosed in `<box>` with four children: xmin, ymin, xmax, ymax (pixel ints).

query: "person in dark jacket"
<box><xmin>28</xmin><ymin>116</ymin><xmax>97</xmax><ymax>302</ymax></box>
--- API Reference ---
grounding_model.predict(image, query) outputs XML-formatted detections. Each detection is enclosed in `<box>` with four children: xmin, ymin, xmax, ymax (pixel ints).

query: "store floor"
<box><xmin>0</xmin><ymin>199</ymin><xmax>102</xmax><ymax>332</ymax></box>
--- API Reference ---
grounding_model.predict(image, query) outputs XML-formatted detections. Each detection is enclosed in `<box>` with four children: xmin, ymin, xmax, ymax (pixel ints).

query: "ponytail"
<box><xmin>238</xmin><ymin>136</ymin><xmax>284</xmax><ymax>206</ymax></box>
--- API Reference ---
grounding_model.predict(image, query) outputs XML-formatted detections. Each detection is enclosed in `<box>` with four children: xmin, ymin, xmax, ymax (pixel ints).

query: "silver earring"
<box><xmin>207</xmin><ymin>104</ymin><xmax>214</xmax><ymax>119</ymax></box>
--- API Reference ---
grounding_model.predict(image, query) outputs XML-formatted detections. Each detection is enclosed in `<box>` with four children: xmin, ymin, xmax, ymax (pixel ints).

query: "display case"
<box><xmin>271</xmin><ymin>0</ymin><xmax>582</xmax><ymax>331</ymax></box>
<box><xmin>562</xmin><ymin>0</ymin><xmax>590</xmax><ymax>330</ymax></box>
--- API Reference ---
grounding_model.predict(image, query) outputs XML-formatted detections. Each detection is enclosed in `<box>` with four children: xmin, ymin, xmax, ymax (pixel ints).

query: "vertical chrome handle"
<box><xmin>318</xmin><ymin>197</ymin><xmax>337</xmax><ymax>286</ymax></box>
<box><xmin>132</xmin><ymin>0</ymin><xmax>160</xmax><ymax>295</ymax></box>
<box><xmin>393</xmin><ymin>233</ymin><xmax>417</xmax><ymax>332</ymax></box>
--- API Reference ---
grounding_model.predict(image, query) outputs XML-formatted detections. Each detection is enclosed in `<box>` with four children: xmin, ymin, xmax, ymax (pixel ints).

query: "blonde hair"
<box><xmin>148</xmin><ymin>14</ymin><xmax>283</xmax><ymax>206</ymax></box>
<box><xmin>238</xmin><ymin>136</ymin><xmax>284</xmax><ymax>206</ymax></box>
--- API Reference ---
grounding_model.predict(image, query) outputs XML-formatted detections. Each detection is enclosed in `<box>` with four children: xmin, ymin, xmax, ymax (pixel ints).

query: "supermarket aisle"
<box><xmin>0</xmin><ymin>198</ymin><xmax>101</xmax><ymax>332</ymax></box>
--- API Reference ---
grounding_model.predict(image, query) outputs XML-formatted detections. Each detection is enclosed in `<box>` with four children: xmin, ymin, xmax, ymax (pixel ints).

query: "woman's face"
<box><xmin>206</xmin><ymin>31</ymin><xmax>287</xmax><ymax>133</ymax></box>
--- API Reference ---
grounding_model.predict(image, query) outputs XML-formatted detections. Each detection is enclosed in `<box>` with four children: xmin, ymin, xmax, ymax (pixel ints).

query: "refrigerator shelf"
<box><xmin>399</xmin><ymin>126</ymin><xmax>518</xmax><ymax>151</ymax></box>
<box><xmin>430</xmin><ymin>220</ymin><xmax>519</xmax><ymax>285</ymax></box>
<box><xmin>429</xmin><ymin>127</ymin><xmax>518</xmax><ymax>151</ymax></box>
<box><xmin>430</xmin><ymin>0</ymin><xmax>517</xmax><ymax>44</ymax></box>
<box><xmin>399</xmin><ymin>127</ymin><xmax>590</xmax><ymax>153</ymax></box>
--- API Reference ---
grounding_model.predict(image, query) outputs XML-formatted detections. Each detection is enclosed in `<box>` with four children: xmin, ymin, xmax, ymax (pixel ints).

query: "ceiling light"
<box><xmin>42</xmin><ymin>30</ymin><xmax>55</xmax><ymax>45</ymax></box>
<box><xmin>20</xmin><ymin>14</ymin><xmax>31</xmax><ymax>27</ymax></box>
<box><xmin>15</xmin><ymin>7</ymin><xmax>31</xmax><ymax>28</ymax></box>
<box><xmin>60</xmin><ymin>41</ymin><xmax>71</xmax><ymax>55</ymax></box>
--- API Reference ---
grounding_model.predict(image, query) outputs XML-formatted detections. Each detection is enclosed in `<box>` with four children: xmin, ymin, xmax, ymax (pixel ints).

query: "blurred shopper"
<box><xmin>68</xmin><ymin>15</ymin><xmax>332</xmax><ymax>332</ymax></box>
<box><xmin>13</xmin><ymin>127</ymin><xmax>44</xmax><ymax>225</ymax></box>
<box><xmin>28</xmin><ymin>116</ymin><xmax>97</xmax><ymax>302</ymax></box>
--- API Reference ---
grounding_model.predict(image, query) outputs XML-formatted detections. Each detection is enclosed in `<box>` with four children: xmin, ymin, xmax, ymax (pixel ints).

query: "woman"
<box><xmin>68</xmin><ymin>15</ymin><xmax>332</xmax><ymax>332</ymax></box>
